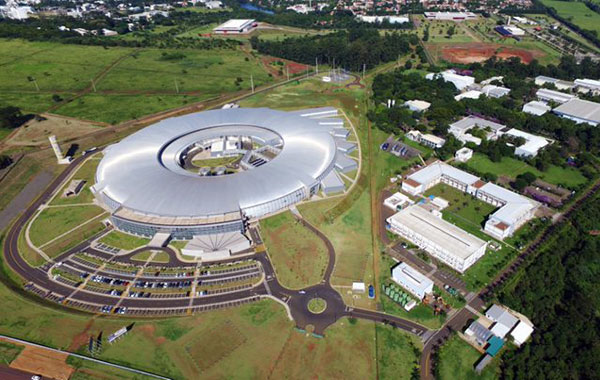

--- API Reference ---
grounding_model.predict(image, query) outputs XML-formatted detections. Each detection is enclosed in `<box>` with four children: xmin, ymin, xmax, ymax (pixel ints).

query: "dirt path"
<box><xmin>9</xmin><ymin>345</ymin><xmax>74</xmax><ymax>380</ymax></box>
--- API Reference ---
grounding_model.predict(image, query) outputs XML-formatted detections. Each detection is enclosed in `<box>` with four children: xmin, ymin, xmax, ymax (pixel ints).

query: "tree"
<box><xmin>0</xmin><ymin>154</ymin><xmax>12</xmax><ymax>169</ymax></box>
<box><xmin>0</xmin><ymin>106</ymin><xmax>28</xmax><ymax>129</ymax></box>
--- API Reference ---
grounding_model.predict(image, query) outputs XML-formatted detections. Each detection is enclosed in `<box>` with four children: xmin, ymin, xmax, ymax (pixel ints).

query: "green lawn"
<box><xmin>436</xmin><ymin>334</ymin><xmax>500</xmax><ymax>380</ymax></box>
<box><xmin>131</xmin><ymin>251</ymin><xmax>170</xmax><ymax>263</ymax></box>
<box><xmin>0</xmin><ymin>341</ymin><xmax>24</xmax><ymax>365</ymax></box>
<box><xmin>192</xmin><ymin>154</ymin><xmax>241</xmax><ymax>168</ymax></box>
<box><xmin>51</xmin><ymin>158</ymin><xmax>100</xmax><ymax>206</ymax></box>
<box><xmin>465</xmin><ymin>153</ymin><xmax>587</xmax><ymax>188</ymax></box>
<box><xmin>541</xmin><ymin>0</ymin><xmax>600</xmax><ymax>35</ymax></box>
<box><xmin>377</xmin><ymin>324</ymin><xmax>421</xmax><ymax>380</ymax></box>
<box><xmin>29</xmin><ymin>205</ymin><xmax>105</xmax><ymax>247</ymax></box>
<box><xmin>67</xmin><ymin>356</ymin><xmax>154</xmax><ymax>380</ymax></box>
<box><xmin>425</xmin><ymin>184</ymin><xmax>496</xmax><ymax>230</ymax></box>
<box><xmin>54</xmin><ymin>94</ymin><xmax>208</xmax><ymax>125</ymax></box>
<box><xmin>99</xmin><ymin>231</ymin><xmax>149</xmax><ymax>251</ymax></box>
<box><xmin>0</xmin><ymin>92</ymin><xmax>61</xmax><ymax>114</ymax></box>
<box><xmin>260</xmin><ymin>211</ymin><xmax>329</xmax><ymax>289</ymax></box>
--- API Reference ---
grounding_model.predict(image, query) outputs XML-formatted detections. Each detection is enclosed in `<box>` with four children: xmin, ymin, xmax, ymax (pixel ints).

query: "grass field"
<box><xmin>50</xmin><ymin>158</ymin><xmax>100</xmax><ymax>206</ymax></box>
<box><xmin>436</xmin><ymin>334</ymin><xmax>500</xmax><ymax>380</ymax></box>
<box><xmin>131</xmin><ymin>251</ymin><xmax>170</xmax><ymax>263</ymax></box>
<box><xmin>29</xmin><ymin>205</ymin><xmax>105</xmax><ymax>248</ymax></box>
<box><xmin>0</xmin><ymin>341</ymin><xmax>24</xmax><ymax>364</ymax></box>
<box><xmin>425</xmin><ymin>184</ymin><xmax>496</xmax><ymax>230</ymax></box>
<box><xmin>465</xmin><ymin>153</ymin><xmax>587</xmax><ymax>188</ymax></box>
<box><xmin>541</xmin><ymin>0</ymin><xmax>600</xmax><ymax>35</ymax></box>
<box><xmin>0</xmin><ymin>38</ymin><xmax>274</xmax><ymax>124</ymax></box>
<box><xmin>260</xmin><ymin>211</ymin><xmax>329</xmax><ymax>289</ymax></box>
<box><xmin>99</xmin><ymin>231</ymin><xmax>149</xmax><ymax>251</ymax></box>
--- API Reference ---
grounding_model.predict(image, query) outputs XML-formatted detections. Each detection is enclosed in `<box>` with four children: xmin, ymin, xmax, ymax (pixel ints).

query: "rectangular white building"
<box><xmin>424</xmin><ymin>11</ymin><xmax>477</xmax><ymax>21</ymax></box>
<box><xmin>426</xmin><ymin>70</ymin><xmax>475</xmax><ymax>91</ymax></box>
<box><xmin>522</xmin><ymin>100</ymin><xmax>551</xmax><ymax>116</ymax></box>
<box><xmin>574</xmin><ymin>78</ymin><xmax>600</xmax><ymax>94</ymax></box>
<box><xmin>391</xmin><ymin>262</ymin><xmax>434</xmax><ymax>299</ymax></box>
<box><xmin>449</xmin><ymin>116</ymin><xmax>506</xmax><ymax>145</ymax></box>
<box><xmin>406</xmin><ymin>130</ymin><xmax>445</xmax><ymax>149</ymax></box>
<box><xmin>213</xmin><ymin>19</ymin><xmax>256</xmax><ymax>34</ymax></box>
<box><xmin>387</xmin><ymin>205</ymin><xmax>488</xmax><ymax>273</ymax></box>
<box><xmin>384</xmin><ymin>192</ymin><xmax>414</xmax><ymax>211</ymax></box>
<box><xmin>404</xmin><ymin>100</ymin><xmax>431</xmax><ymax>112</ymax></box>
<box><xmin>534</xmin><ymin>76</ymin><xmax>575</xmax><ymax>91</ymax></box>
<box><xmin>553</xmin><ymin>98</ymin><xmax>600</xmax><ymax>126</ymax></box>
<box><xmin>536</xmin><ymin>88</ymin><xmax>576</xmax><ymax>104</ymax></box>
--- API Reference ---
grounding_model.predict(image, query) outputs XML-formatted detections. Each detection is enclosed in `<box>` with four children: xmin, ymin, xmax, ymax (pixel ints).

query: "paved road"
<box><xmin>0</xmin><ymin>366</ymin><xmax>41</xmax><ymax>380</ymax></box>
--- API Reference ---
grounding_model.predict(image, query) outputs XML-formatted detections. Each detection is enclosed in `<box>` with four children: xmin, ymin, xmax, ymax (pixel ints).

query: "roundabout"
<box><xmin>307</xmin><ymin>297</ymin><xmax>327</xmax><ymax>314</ymax></box>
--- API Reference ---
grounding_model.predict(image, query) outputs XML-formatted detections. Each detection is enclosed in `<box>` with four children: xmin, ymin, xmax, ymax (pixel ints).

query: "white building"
<box><xmin>482</xmin><ymin>85</ymin><xmax>511</xmax><ymax>98</ymax></box>
<box><xmin>534</xmin><ymin>76</ymin><xmax>575</xmax><ymax>91</ymax></box>
<box><xmin>391</xmin><ymin>262</ymin><xmax>434</xmax><ymax>299</ymax></box>
<box><xmin>401</xmin><ymin>162</ymin><xmax>538</xmax><ymax>240</ymax></box>
<box><xmin>356</xmin><ymin>15</ymin><xmax>409</xmax><ymax>24</ymax></box>
<box><xmin>510</xmin><ymin>320</ymin><xmax>534</xmax><ymax>346</ymax></box>
<box><xmin>501</xmin><ymin>128</ymin><xmax>549</xmax><ymax>157</ymax></box>
<box><xmin>406</xmin><ymin>130</ymin><xmax>445</xmax><ymax>149</ymax></box>
<box><xmin>205</xmin><ymin>0</ymin><xmax>222</xmax><ymax>9</ymax></box>
<box><xmin>404</xmin><ymin>100</ymin><xmax>431</xmax><ymax>112</ymax></box>
<box><xmin>449</xmin><ymin>116</ymin><xmax>506</xmax><ymax>146</ymax></box>
<box><xmin>455</xmin><ymin>147</ymin><xmax>473</xmax><ymax>162</ymax></box>
<box><xmin>387</xmin><ymin>205</ymin><xmax>488</xmax><ymax>273</ymax></box>
<box><xmin>384</xmin><ymin>192</ymin><xmax>414</xmax><ymax>212</ymax></box>
<box><xmin>522</xmin><ymin>100</ymin><xmax>551</xmax><ymax>116</ymax></box>
<box><xmin>455</xmin><ymin>90</ymin><xmax>482</xmax><ymax>101</ymax></box>
<box><xmin>424</xmin><ymin>11</ymin><xmax>477</xmax><ymax>21</ymax></box>
<box><xmin>536</xmin><ymin>88</ymin><xmax>576</xmax><ymax>104</ymax></box>
<box><xmin>553</xmin><ymin>98</ymin><xmax>600</xmax><ymax>126</ymax></box>
<box><xmin>213</xmin><ymin>19</ymin><xmax>256</xmax><ymax>34</ymax></box>
<box><xmin>485</xmin><ymin>304</ymin><xmax>519</xmax><ymax>339</ymax></box>
<box><xmin>426</xmin><ymin>70</ymin><xmax>475</xmax><ymax>91</ymax></box>
<box><xmin>574</xmin><ymin>78</ymin><xmax>600</xmax><ymax>94</ymax></box>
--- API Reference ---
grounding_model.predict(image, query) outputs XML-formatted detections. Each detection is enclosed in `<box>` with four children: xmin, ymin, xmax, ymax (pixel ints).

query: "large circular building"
<box><xmin>92</xmin><ymin>107</ymin><xmax>357</xmax><ymax>239</ymax></box>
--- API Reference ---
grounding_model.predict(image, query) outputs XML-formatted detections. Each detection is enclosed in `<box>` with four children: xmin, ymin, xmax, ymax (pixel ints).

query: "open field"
<box><xmin>50</xmin><ymin>158</ymin><xmax>100</xmax><ymax>206</ymax></box>
<box><xmin>0</xmin><ymin>264</ymin><xmax>424</xmax><ymax>380</ymax></box>
<box><xmin>465</xmin><ymin>153</ymin><xmax>587</xmax><ymax>188</ymax></box>
<box><xmin>436</xmin><ymin>334</ymin><xmax>500</xmax><ymax>380</ymax></box>
<box><xmin>66</xmin><ymin>356</ymin><xmax>155</xmax><ymax>380</ymax></box>
<box><xmin>29</xmin><ymin>205</ymin><xmax>104</xmax><ymax>247</ymax></box>
<box><xmin>260</xmin><ymin>211</ymin><xmax>329</xmax><ymax>289</ymax></box>
<box><xmin>131</xmin><ymin>251</ymin><xmax>170</xmax><ymax>263</ymax></box>
<box><xmin>426</xmin><ymin>42</ymin><xmax>546</xmax><ymax>64</ymax></box>
<box><xmin>4</xmin><ymin>114</ymin><xmax>104</xmax><ymax>148</ymax></box>
<box><xmin>0</xmin><ymin>340</ymin><xmax>24</xmax><ymax>364</ymax></box>
<box><xmin>10</xmin><ymin>345</ymin><xmax>74</xmax><ymax>380</ymax></box>
<box><xmin>42</xmin><ymin>220</ymin><xmax>106</xmax><ymax>261</ymax></box>
<box><xmin>99</xmin><ymin>231</ymin><xmax>150</xmax><ymax>251</ymax></box>
<box><xmin>0</xmin><ymin>39</ymin><xmax>274</xmax><ymax>124</ymax></box>
<box><xmin>541</xmin><ymin>0</ymin><xmax>600</xmax><ymax>35</ymax></box>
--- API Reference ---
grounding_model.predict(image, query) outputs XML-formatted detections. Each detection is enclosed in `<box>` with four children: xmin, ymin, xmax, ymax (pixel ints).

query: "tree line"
<box><xmin>250</xmin><ymin>28</ymin><xmax>416</xmax><ymax>71</ymax></box>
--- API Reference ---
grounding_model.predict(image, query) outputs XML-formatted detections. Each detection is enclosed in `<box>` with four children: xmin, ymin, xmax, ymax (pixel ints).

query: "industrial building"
<box><xmin>391</xmin><ymin>262</ymin><xmax>434</xmax><ymax>299</ymax></box>
<box><xmin>426</xmin><ymin>70</ymin><xmax>475</xmax><ymax>91</ymax></box>
<box><xmin>534</xmin><ymin>76</ymin><xmax>575</xmax><ymax>91</ymax></box>
<box><xmin>401</xmin><ymin>162</ymin><xmax>538</xmax><ymax>239</ymax></box>
<box><xmin>522</xmin><ymin>100</ymin><xmax>551</xmax><ymax>116</ymax></box>
<box><xmin>536</xmin><ymin>88</ymin><xmax>576</xmax><ymax>104</ymax></box>
<box><xmin>553</xmin><ymin>98</ymin><xmax>600</xmax><ymax>126</ymax></box>
<box><xmin>404</xmin><ymin>99</ymin><xmax>431</xmax><ymax>112</ymax></box>
<box><xmin>574</xmin><ymin>78</ymin><xmax>600</xmax><ymax>94</ymax></box>
<box><xmin>213</xmin><ymin>19</ymin><xmax>257</xmax><ymax>34</ymax></box>
<box><xmin>481</xmin><ymin>85</ymin><xmax>511</xmax><ymax>98</ymax></box>
<box><xmin>383</xmin><ymin>192</ymin><xmax>414</xmax><ymax>211</ymax></box>
<box><xmin>424</xmin><ymin>11</ymin><xmax>477</xmax><ymax>21</ymax></box>
<box><xmin>455</xmin><ymin>90</ymin><xmax>482</xmax><ymax>101</ymax></box>
<box><xmin>495</xmin><ymin>25</ymin><xmax>525</xmax><ymax>37</ymax></box>
<box><xmin>92</xmin><ymin>107</ymin><xmax>356</xmax><ymax>239</ymax></box>
<box><xmin>387</xmin><ymin>205</ymin><xmax>488</xmax><ymax>273</ymax></box>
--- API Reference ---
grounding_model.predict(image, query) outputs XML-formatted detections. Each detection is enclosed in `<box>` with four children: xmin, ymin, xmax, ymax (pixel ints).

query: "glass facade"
<box><xmin>111</xmin><ymin>215</ymin><xmax>244</xmax><ymax>239</ymax></box>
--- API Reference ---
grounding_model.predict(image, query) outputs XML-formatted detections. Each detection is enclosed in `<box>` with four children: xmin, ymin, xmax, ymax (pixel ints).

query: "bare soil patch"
<box><xmin>428</xmin><ymin>42</ymin><xmax>543</xmax><ymax>64</ymax></box>
<box><xmin>10</xmin><ymin>345</ymin><xmax>74</xmax><ymax>380</ymax></box>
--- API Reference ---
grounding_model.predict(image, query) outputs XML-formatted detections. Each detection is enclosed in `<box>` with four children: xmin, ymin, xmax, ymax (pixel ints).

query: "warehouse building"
<box><xmin>401</xmin><ymin>162</ymin><xmax>538</xmax><ymax>239</ymax></box>
<box><xmin>391</xmin><ymin>262</ymin><xmax>434</xmax><ymax>299</ymax></box>
<box><xmin>574</xmin><ymin>78</ymin><xmax>600</xmax><ymax>94</ymax></box>
<box><xmin>534</xmin><ymin>76</ymin><xmax>575</xmax><ymax>91</ymax></box>
<box><xmin>536</xmin><ymin>88</ymin><xmax>576</xmax><ymax>104</ymax></box>
<box><xmin>426</xmin><ymin>70</ymin><xmax>475</xmax><ymax>91</ymax></box>
<box><xmin>424</xmin><ymin>11</ymin><xmax>477</xmax><ymax>21</ymax></box>
<box><xmin>213</xmin><ymin>19</ymin><xmax>257</xmax><ymax>34</ymax></box>
<box><xmin>522</xmin><ymin>100</ymin><xmax>551</xmax><ymax>116</ymax></box>
<box><xmin>404</xmin><ymin>99</ymin><xmax>431</xmax><ymax>112</ymax></box>
<box><xmin>92</xmin><ymin>107</ymin><xmax>355</xmax><ymax>239</ymax></box>
<box><xmin>553</xmin><ymin>98</ymin><xmax>600</xmax><ymax>126</ymax></box>
<box><xmin>387</xmin><ymin>205</ymin><xmax>488</xmax><ymax>273</ymax></box>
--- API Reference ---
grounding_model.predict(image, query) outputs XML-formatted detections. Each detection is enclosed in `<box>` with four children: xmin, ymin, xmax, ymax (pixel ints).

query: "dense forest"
<box><xmin>498</xmin><ymin>193</ymin><xmax>600</xmax><ymax>379</ymax></box>
<box><xmin>250</xmin><ymin>29</ymin><xmax>417</xmax><ymax>70</ymax></box>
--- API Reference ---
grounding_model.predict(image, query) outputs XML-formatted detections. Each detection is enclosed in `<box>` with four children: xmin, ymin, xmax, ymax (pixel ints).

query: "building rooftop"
<box><xmin>536</xmin><ymin>88</ymin><xmax>576</xmax><ymax>104</ymax></box>
<box><xmin>388</xmin><ymin>205</ymin><xmax>488</xmax><ymax>260</ymax></box>
<box><xmin>486</xmin><ymin>336</ymin><xmax>505</xmax><ymax>357</ymax></box>
<box><xmin>214</xmin><ymin>19</ymin><xmax>255</xmax><ymax>31</ymax></box>
<box><xmin>503</xmin><ymin>128</ymin><xmax>549</xmax><ymax>155</ymax></box>
<box><xmin>553</xmin><ymin>98</ymin><xmax>600</xmax><ymax>124</ymax></box>
<box><xmin>392</xmin><ymin>262</ymin><xmax>434</xmax><ymax>295</ymax></box>
<box><xmin>450</xmin><ymin>116</ymin><xmax>506</xmax><ymax>134</ymax></box>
